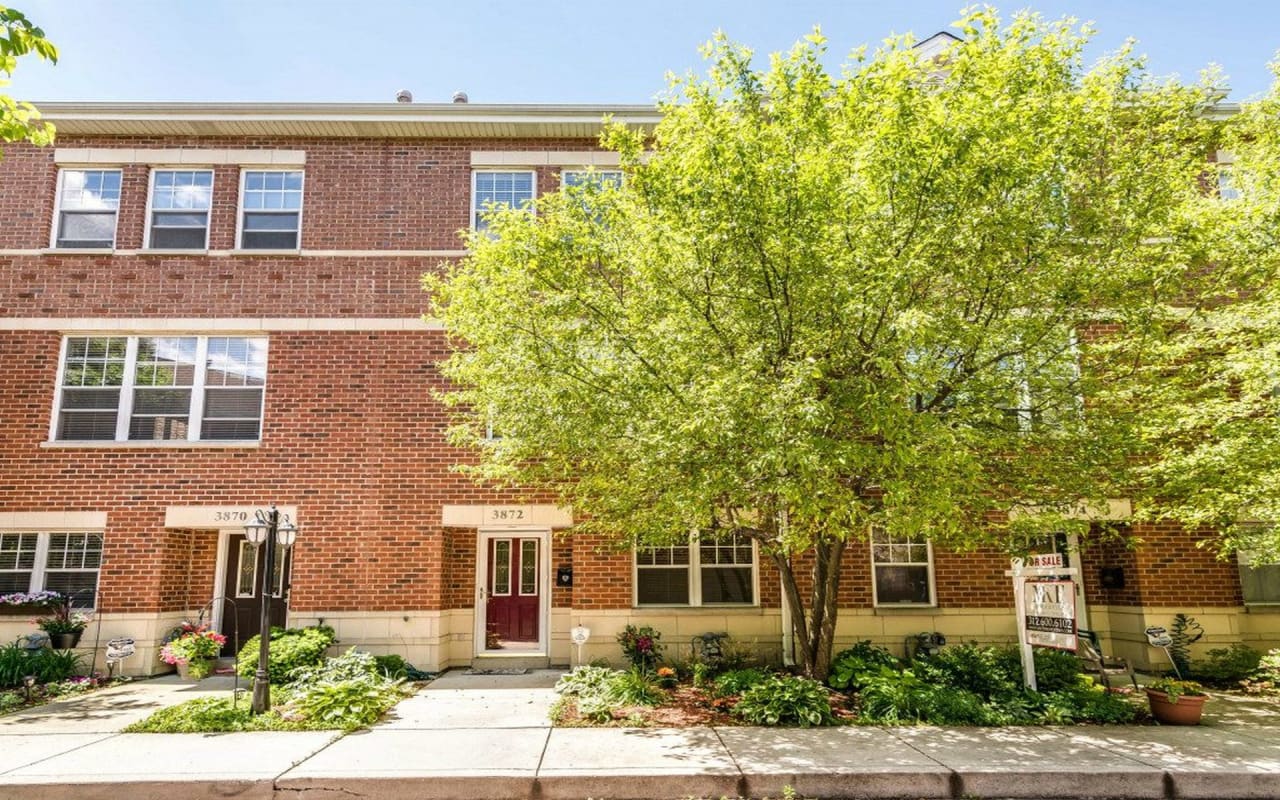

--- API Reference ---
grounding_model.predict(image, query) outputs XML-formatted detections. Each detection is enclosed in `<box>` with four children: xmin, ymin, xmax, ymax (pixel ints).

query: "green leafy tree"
<box><xmin>1103</xmin><ymin>64</ymin><xmax>1280</xmax><ymax>564</ymax></box>
<box><xmin>0</xmin><ymin>5</ymin><xmax>56</xmax><ymax>151</ymax></box>
<box><xmin>427</xmin><ymin>9</ymin><xmax>1229</xmax><ymax>679</ymax></box>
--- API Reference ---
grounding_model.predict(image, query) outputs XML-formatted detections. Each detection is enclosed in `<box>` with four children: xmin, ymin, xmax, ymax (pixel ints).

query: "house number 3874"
<box><xmin>490</xmin><ymin>508</ymin><xmax>525</xmax><ymax>521</ymax></box>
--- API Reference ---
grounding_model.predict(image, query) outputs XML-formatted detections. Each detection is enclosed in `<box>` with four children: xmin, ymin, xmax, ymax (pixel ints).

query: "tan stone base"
<box><xmin>13</xmin><ymin>602</ymin><xmax>1272</xmax><ymax>677</ymax></box>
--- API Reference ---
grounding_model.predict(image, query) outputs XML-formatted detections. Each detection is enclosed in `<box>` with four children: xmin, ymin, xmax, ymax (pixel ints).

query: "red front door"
<box><xmin>485</xmin><ymin>537</ymin><xmax>540</xmax><ymax>649</ymax></box>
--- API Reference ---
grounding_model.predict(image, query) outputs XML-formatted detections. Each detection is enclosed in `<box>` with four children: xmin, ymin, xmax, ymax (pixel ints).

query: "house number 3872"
<box><xmin>490</xmin><ymin>508</ymin><xmax>525</xmax><ymax>521</ymax></box>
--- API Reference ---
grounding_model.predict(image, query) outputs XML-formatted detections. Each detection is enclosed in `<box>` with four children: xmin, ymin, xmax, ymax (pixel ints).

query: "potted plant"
<box><xmin>35</xmin><ymin>595</ymin><xmax>90</xmax><ymax>649</ymax></box>
<box><xmin>1145</xmin><ymin>677</ymin><xmax>1209</xmax><ymax>725</ymax></box>
<box><xmin>160</xmin><ymin>622</ymin><xmax>227</xmax><ymax>680</ymax></box>
<box><xmin>0</xmin><ymin>590</ymin><xmax>63</xmax><ymax>618</ymax></box>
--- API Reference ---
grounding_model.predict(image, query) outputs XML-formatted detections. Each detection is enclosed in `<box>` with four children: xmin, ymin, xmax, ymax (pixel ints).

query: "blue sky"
<box><xmin>8</xmin><ymin>1</ymin><xmax>1279</xmax><ymax>104</ymax></box>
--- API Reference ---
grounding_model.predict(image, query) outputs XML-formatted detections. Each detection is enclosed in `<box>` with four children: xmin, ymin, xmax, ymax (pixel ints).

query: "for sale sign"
<box><xmin>1023</xmin><ymin>580</ymin><xmax>1077</xmax><ymax>651</ymax></box>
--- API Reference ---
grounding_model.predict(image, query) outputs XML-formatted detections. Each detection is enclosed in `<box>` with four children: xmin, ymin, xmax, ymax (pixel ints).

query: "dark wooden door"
<box><xmin>220</xmin><ymin>533</ymin><xmax>291</xmax><ymax>656</ymax></box>
<box><xmin>484</xmin><ymin>537</ymin><xmax>540</xmax><ymax>648</ymax></box>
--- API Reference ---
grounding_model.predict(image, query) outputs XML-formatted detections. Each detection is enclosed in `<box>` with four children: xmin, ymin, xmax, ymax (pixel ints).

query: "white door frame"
<box><xmin>1064</xmin><ymin>533</ymin><xmax>1091</xmax><ymax>630</ymax></box>
<box><xmin>211</xmin><ymin>528</ymin><xmax>235</xmax><ymax>633</ymax></box>
<box><xmin>473</xmin><ymin>527</ymin><xmax>551</xmax><ymax>657</ymax></box>
<box><xmin>210</xmin><ymin>528</ymin><xmax>292</xmax><ymax>638</ymax></box>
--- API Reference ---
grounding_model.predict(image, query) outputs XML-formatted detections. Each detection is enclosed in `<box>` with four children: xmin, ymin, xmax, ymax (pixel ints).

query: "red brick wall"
<box><xmin>0</xmin><ymin>133</ymin><xmax>1248</xmax><ymax>621</ymax></box>
<box><xmin>0</xmin><ymin>136</ymin><xmax>599</xmax><ymax>251</ymax></box>
<box><xmin>0</xmin><ymin>328</ymin><xmax>532</xmax><ymax>614</ymax></box>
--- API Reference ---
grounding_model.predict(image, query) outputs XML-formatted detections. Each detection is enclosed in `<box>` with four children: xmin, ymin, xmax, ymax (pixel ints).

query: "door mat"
<box><xmin>463</xmin><ymin>668</ymin><xmax>529</xmax><ymax>675</ymax></box>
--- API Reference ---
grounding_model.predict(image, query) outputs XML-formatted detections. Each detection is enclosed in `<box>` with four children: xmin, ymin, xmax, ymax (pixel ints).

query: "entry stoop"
<box><xmin>469</xmin><ymin>654</ymin><xmax>550</xmax><ymax>671</ymax></box>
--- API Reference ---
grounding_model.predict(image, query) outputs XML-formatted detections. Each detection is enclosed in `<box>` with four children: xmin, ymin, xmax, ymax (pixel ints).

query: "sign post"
<box><xmin>570</xmin><ymin>626</ymin><xmax>590</xmax><ymax>668</ymax></box>
<box><xmin>1007</xmin><ymin>554</ymin><xmax>1079</xmax><ymax>691</ymax></box>
<box><xmin>1145</xmin><ymin>626</ymin><xmax>1179</xmax><ymax>678</ymax></box>
<box><xmin>105</xmin><ymin>637</ymin><xmax>135</xmax><ymax>679</ymax></box>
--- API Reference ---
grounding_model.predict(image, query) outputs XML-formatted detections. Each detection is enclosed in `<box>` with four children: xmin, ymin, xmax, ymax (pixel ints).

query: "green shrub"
<box><xmin>1032</xmin><ymin>648</ymin><xmax>1082</xmax><ymax>693</ymax></box>
<box><xmin>1041</xmin><ymin>685</ymin><xmax>1139</xmax><ymax>724</ymax></box>
<box><xmin>607</xmin><ymin>668</ymin><xmax>665</xmax><ymax>706</ymax></box>
<box><xmin>0</xmin><ymin>641</ymin><xmax>82</xmax><ymax>688</ymax></box>
<box><xmin>1190</xmin><ymin>644</ymin><xmax>1262</xmax><ymax>687</ymax></box>
<box><xmin>236</xmin><ymin>625</ymin><xmax>335</xmax><ymax>683</ymax></box>
<box><xmin>913</xmin><ymin>643</ymin><xmax>1022</xmax><ymax>702</ymax></box>
<box><xmin>124</xmin><ymin>690</ymin><xmax>297</xmax><ymax>733</ymax></box>
<box><xmin>288</xmin><ymin>648</ymin><xmax>377</xmax><ymax>685</ymax></box>
<box><xmin>374</xmin><ymin>654</ymin><xmax>409</xmax><ymax>679</ymax></box>
<box><xmin>828</xmin><ymin>641</ymin><xmax>898</xmax><ymax>691</ymax></box>
<box><xmin>733</xmin><ymin>675</ymin><xmax>837</xmax><ymax>727</ymax></box>
<box><xmin>555</xmin><ymin>665</ymin><xmax>618</xmax><ymax>697</ymax></box>
<box><xmin>712</xmin><ymin>667</ymin><xmax>770</xmax><ymax>698</ymax></box>
<box><xmin>1256</xmin><ymin>649</ymin><xmax>1280</xmax><ymax>682</ymax></box>
<box><xmin>287</xmin><ymin>675</ymin><xmax>407</xmax><ymax>731</ymax></box>
<box><xmin>552</xmin><ymin>665</ymin><xmax>662</xmax><ymax>723</ymax></box>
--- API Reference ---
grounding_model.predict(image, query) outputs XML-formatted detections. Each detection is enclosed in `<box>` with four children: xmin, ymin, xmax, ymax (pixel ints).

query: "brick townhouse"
<box><xmin>0</xmin><ymin>100</ymin><xmax>1275</xmax><ymax>676</ymax></box>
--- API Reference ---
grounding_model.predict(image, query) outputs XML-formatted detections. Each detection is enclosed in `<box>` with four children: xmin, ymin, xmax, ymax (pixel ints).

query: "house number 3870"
<box><xmin>490</xmin><ymin>509</ymin><xmax>525</xmax><ymax>521</ymax></box>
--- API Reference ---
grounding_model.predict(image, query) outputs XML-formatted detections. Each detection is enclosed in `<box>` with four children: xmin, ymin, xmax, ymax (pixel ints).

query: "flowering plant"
<box><xmin>617</xmin><ymin>624</ymin><xmax>663</xmax><ymax>669</ymax></box>
<box><xmin>656</xmin><ymin>665</ymin><xmax>678</xmax><ymax>688</ymax></box>
<box><xmin>35</xmin><ymin>595</ymin><xmax>91</xmax><ymax>634</ymax></box>
<box><xmin>160</xmin><ymin>622</ymin><xmax>226</xmax><ymax>666</ymax></box>
<box><xmin>0</xmin><ymin>590</ymin><xmax>63</xmax><ymax>606</ymax></box>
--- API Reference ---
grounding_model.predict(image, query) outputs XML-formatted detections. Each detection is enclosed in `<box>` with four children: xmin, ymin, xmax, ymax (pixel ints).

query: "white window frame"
<box><xmin>143</xmin><ymin>168</ymin><xmax>215</xmax><ymax>251</ymax></box>
<box><xmin>870</xmin><ymin>528</ymin><xmax>937</xmax><ymax>608</ymax></box>
<box><xmin>633</xmin><ymin>534</ymin><xmax>759</xmax><ymax>608</ymax></box>
<box><xmin>1216</xmin><ymin>151</ymin><xmax>1241</xmax><ymax>201</ymax></box>
<box><xmin>560</xmin><ymin>168</ymin><xmax>624</xmax><ymax>189</ymax></box>
<box><xmin>50</xmin><ymin>168</ymin><xmax>123</xmax><ymax>250</ymax></box>
<box><xmin>49</xmin><ymin>334</ymin><xmax>269</xmax><ymax>443</ymax></box>
<box><xmin>0</xmin><ymin>531</ymin><xmax>103</xmax><ymax>610</ymax></box>
<box><xmin>236</xmin><ymin>169</ymin><xmax>305</xmax><ymax>251</ymax></box>
<box><xmin>471</xmin><ymin>169</ymin><xmax>537</xmax><ymax>231</ymax></box>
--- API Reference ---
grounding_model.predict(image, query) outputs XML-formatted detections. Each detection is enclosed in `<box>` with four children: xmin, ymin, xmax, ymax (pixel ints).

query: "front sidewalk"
<box><xmin>1</xmin><ymin>671</ymin><xmax>1277</xmax><ymax>799</ymax></box>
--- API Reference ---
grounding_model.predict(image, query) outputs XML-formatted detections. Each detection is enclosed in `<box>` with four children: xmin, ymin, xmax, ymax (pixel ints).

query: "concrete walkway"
<box><xmin>1</xmin><ymin>670</ymin><xmax>1277</xmax><ymax>799</ymax></box>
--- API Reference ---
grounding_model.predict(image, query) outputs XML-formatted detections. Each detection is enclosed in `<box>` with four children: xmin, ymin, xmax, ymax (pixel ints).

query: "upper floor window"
<box><xmin>147</xmin><ymin>169</ymin><xmax>213</xmax><ymax>249</ymax></box>
<box><xmin>635</xmin><ymin>533</ymin><xmax>756</xmax><ymax>606</ymax></box>
<box><xmin>54</xmin><ymin>335</ymin><xmax>268</xmax><ymax>443</ymax></box>
<box><xmin>0</xmin><ymin>532</ymin><xmax>103</xmax><ymax>608</ymax></box>
<box><xmin>473</xmin><ymin>170</ymin><xmax>535</xmax><ymax>231</ymax></box>
<box><xmin>53</xmin><ymin>169</ymin><xmax>122</xmax><ymax>249</ymax></box>
<box><xmin>1238</xmin><ymin>550</ymin><xmax>1279</xmax><ymax>605</ymax></box>
<box><xmin>562</xmin><ymin>169</ymin><xmax>623</xmax><ymax>189</ymax></box>
<box><xmin>871</xmin><ymin>527</ymin><xmax>936</xmax><ymax>606</ymax></box>
<box><xmin>239</xmin><ymin>170</ymin><xmax>303</xmax><ymax>249</ymax></box>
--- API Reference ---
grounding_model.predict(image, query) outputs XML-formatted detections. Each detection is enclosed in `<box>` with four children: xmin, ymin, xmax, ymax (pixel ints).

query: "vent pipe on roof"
<box><xmin>395</xmin><ymin>89</ymin><xmax>413</xmax><ymax>103</ymax></box>
<box><xmin>452</xmin><ymin>91</ymin><xmax>469</xmax><ymax>104</ymax></box>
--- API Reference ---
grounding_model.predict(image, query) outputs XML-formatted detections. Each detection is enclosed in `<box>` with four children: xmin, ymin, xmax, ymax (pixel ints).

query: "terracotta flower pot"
<box><xmin>1146</xmin><ymin>688</ymin><xmax>1207</xmax><ymax>725</ymax></box>
<box><xmin>176</xmin><ymin>658</ymin><xmax>214</xmax><ymax>680</ymax></box>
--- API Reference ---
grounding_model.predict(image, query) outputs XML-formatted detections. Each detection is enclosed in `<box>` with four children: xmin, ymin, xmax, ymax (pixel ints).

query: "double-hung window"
<box><xmin>635</xmin><ymin>534</ymin><xmax>756</xmax><ymax>606</ymax></box>
<box><xmin>472</xmin><ymin>170</ymin><xmax>535</xmax><ymax>231</ymax></box>
<box><xmin>239</xmin><ymin>170</ymin><xmax>304</xmax><ymax>249</ymax></box>
<box><xmin>53</xmin><ymin>169</ymin><xmax>122</xmax><ymax>248</ymax></box>
<box><xmin>147</xmin><ymin>169</ymin><xmax>213</xmax><ymax>249</ymax></box>
<box><xmin>562</xmin><ymin>169</ymin><xmax>623</xmax><ymax>189</ymax></box>
<box><xmin>0</xmin><ymin>532</ymin><xmax>103</xmax><ymax>608</ymax></box>
<box><xmin>871</xmin><ymin>528</ymin><xmax>936</xmax><ymax>606</ymax></box>
<box><xmin>54</xmin><ymin>335</ymin><xmax>268</xmax><ymax>443</ymax></box>
<box><xmin>1238</xmin><ymin>550</ymin><xmax>1280</xmax><ymax>605</ymax></box>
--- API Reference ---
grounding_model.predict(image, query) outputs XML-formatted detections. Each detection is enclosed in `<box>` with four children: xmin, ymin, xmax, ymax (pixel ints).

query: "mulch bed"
<box><xmin>553</xmin><ymin>684</ymin><xmax>857</xmax><ymax>727</ymax></box>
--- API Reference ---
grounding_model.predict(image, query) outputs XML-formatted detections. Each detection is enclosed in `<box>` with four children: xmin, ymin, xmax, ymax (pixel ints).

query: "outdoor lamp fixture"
<box><xmin>22</xmin><ymin>674</ymin><xmax>35</xmax><ymax>702</ymax></box>
<box><xmin>243</xmin><ymin>504</ymin><xmax>299</xmax><ymax>714</ymax></box>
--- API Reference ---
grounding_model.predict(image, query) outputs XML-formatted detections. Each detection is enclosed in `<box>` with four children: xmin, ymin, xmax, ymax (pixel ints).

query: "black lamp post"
<box><xmin>243</xmin><ymin>504</ymin><xmax>298</xmax><ymax>714</ymax></box>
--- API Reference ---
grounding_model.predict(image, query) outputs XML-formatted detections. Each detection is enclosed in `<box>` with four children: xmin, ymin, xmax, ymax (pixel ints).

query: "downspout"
<box><xmin>778</xmin><ymin>509</ymin><xmax>795</xmax><ymax>667</ymax></box>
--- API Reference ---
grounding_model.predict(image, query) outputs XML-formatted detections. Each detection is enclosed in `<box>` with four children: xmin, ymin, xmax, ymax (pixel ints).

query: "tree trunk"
<box><xmin>772</xmin><ymin>537</ymin><xmax>846</xmax><ymax>682</ymax></box>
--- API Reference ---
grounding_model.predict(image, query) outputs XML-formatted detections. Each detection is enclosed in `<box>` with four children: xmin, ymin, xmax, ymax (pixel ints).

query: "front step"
<box><xmin>470</xmin><ymin>654</ymin><xmax>550</xmax><ymax>671</ymax></box>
